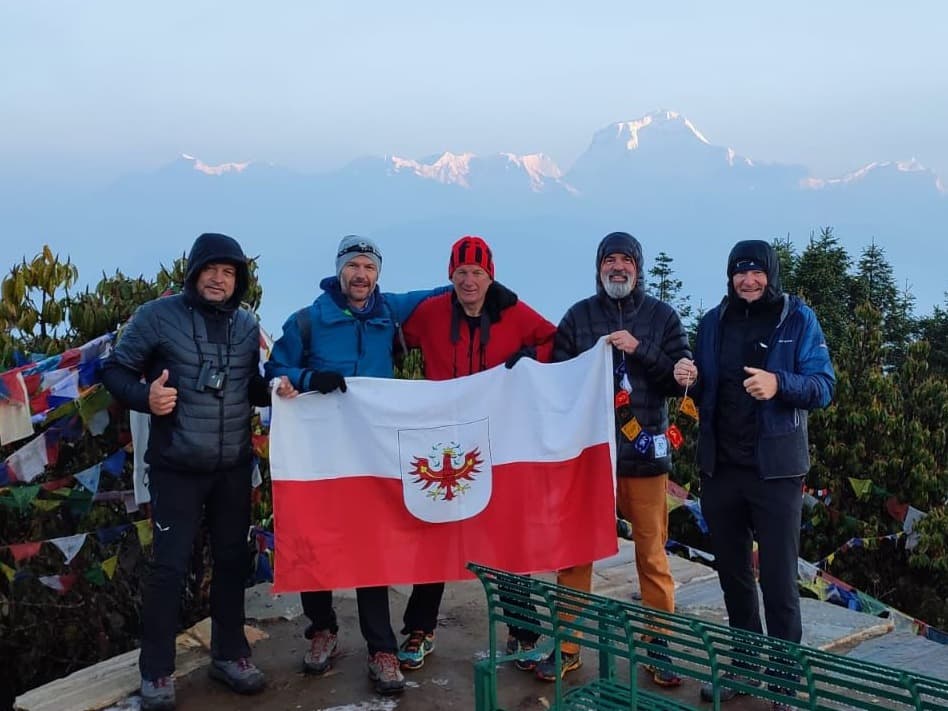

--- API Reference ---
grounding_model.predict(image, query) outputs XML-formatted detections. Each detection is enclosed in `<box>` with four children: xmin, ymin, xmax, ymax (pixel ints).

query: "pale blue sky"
<box><xmin>2</xmin><ymin>1</ymin><xmax>947</xmax><ymax>183</ymax></box>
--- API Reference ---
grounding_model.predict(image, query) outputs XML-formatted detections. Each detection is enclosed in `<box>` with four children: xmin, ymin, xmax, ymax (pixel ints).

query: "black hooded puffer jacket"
<box><xmin>102</xmin><ymin>233</ymin><xmax>263</xmax><ymax>473</ymax></box>
<box><xmin>553</xmin><ymin>232</ymin><xmax>691</xmax><ymax>477</ymax></box>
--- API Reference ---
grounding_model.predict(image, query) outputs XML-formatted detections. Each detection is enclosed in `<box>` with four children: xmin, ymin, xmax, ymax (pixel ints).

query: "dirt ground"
<box><xmin>166</xmin><ymin>580</ymin><xmax>772</xmax><ymax>711</ymax></box>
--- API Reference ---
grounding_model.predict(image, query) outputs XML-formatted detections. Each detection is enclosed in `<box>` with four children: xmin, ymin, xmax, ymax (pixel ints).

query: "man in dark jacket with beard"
<box><xmin>540</xmin><ymin>231</ymin><xmax>692</xmax><ymax>687</ymax></box>
<box><xmin>674</xmin><ymin>240</ymin><xmax>834</xmax><ymax>711</ymax></box>
<box><xmin>102</xmin><ymin>233</ymin><xmax>288</xmax><ymax>710</ymax></box>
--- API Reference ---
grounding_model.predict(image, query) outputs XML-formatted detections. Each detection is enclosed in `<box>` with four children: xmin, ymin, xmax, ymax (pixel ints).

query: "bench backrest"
<box><xmin>469</xmin><ymin>563</ymin><xmax>948</xmax><ymax>711</ymax></box>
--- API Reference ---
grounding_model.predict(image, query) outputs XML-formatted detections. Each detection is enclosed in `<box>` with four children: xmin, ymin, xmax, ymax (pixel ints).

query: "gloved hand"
<box><xmin>304</xmin><ymin>370</ymin><xmax>347</xmax><ymax>394</ymax></box>
<box><xmin>504</xmin><ymin>346</ymin><xmax>537</xmax><ymax>369</ymax></box>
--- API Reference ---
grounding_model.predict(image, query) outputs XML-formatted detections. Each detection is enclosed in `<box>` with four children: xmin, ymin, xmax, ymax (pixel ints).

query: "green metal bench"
<box><xmin>469</xmin><ymin>562</ymin><xmax>948</xmax><ymax>711</ymax></box>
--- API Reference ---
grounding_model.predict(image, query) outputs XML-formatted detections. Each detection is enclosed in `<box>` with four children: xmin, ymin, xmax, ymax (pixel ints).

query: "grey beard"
<box><xmin>601</xmin><ymin>277</ymin><xmax>632</xmax><ymax>300</ymax></box>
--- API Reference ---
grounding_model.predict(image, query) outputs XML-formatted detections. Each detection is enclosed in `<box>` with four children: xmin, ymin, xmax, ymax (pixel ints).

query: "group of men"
<box><xmin>101</xmin><ymin>229</ymin><xmax>834</xmax><ymax>711</ymax></box>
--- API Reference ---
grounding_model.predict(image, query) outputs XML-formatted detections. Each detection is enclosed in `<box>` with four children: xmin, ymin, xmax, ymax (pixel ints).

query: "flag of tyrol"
<box><xmin>269</xmin><ymin>338</ymin><xmax>618</xmax><ymax>592</ymax></box>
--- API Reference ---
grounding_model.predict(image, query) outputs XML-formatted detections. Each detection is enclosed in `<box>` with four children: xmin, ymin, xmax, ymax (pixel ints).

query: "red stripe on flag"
<box><xmin>272</xmin><ymin>442</ymin><xmax>616</xmax><ymax>592</ymax></box>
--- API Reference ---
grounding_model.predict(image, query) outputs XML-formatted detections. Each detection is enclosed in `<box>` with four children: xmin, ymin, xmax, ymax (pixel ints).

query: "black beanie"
<box><xmin>596</xmin><ymin>232</ymin><xmax>642</xmax><ymax>269</ymax></box>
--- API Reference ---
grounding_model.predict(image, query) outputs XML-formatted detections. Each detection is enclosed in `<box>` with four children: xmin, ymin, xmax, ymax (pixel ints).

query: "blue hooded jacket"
<box><xmin>692</xmin><ymin>241</ymin><xmax>835</xmax><ymax>479</ymax></box>
<box><xmin>265</xmin><ymin>277</ymin><xmax>444</xmax><ymax>387</ymax></box>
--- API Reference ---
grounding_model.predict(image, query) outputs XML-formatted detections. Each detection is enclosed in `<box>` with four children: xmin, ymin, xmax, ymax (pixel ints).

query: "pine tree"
<box><xmin>772</xmin><ymin>234</ymin><xmax>798</xmax><ymax>293</ymax></box>
<box><xmin>647</xmin><ymin>251</ymin><xmax>692</xmax><ymax>322</ymax></box>
<box><xmin>918</xmin><ymin>294</ymin><xmax>948</xmax><ymax>377</ymax></box>
<box><xmin>792</xmin><ymin>227</ymin><xmax>853</xmax><ymax>353</ymax></box>
<box><xmin>851</xmin><ymin>240</ymin><xmax>917</xmax><ymax>368</ymax></box>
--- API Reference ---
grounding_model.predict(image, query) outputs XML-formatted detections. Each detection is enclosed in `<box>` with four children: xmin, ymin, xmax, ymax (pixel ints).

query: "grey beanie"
<box><xmin>335</xmin><ymin>235</ymin><xmax>382</xmax><ymax>277</ymax></box>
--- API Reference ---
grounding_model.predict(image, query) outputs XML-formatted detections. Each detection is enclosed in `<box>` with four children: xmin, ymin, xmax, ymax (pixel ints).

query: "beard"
<box><xmin>601</xmin><ymin>273</ymin><xmax>633</xmax><ymax>299</ymax></box>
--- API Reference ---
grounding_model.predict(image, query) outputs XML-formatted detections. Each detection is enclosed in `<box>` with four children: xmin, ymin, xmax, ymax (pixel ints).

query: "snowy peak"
<box><xmin>389</xmin><ymin>151</ymin><xmax>476</xmax><ymax>187</ymax></box>
<box><xmin>597</xmin><ymin>110</ymin><xmax>712</xmax><ymax>152</ymax></box>
<box><xmin>181</xmin><ymin>153</ymin><xmax>251</xmax><ymax>176</ymax></box>
<box><xmin>386</xmin><ymin>151</ymin><xmax>567</xmax><ymax>192</ymax></box>
<box><xmin>802</xmin><ymin>159</ymin><xmax>946</xmax><ymax>194</ymax></box>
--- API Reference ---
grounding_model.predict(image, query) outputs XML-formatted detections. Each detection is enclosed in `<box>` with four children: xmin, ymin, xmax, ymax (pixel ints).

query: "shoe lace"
<box><xmin>151</xmin><ymin>676</ymin><xmax>172</xmax><ymax>689</ymax></box>
<box><xmin>235</xmin><ymin>658</ymin><xmax>254</xmax><ymax>672</ymax></box>
<box><xmin>374</xmin><ymin>652</ymin><xmax>400</xmax><ymax>679</ymax></box>
<box><xmin>311</xmin><ymin>631</ymin><xmax>335</xmax><ymax>655</ymax></box>
<box><xmin>404</xmin><ymin>630</ymin><xmax>426</xmax><ymax>653</ymax></box>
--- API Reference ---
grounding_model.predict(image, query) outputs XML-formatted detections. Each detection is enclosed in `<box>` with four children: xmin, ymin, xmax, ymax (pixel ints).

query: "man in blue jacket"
<box><xmin>674</xmin><ymin>240</ymin><xmax>835</xmax><ymax>711</ymax></box>
<box><xmin>265</xmin><ymin>235</ymin><xmax>444</xmax><ymax>695</ymax></box>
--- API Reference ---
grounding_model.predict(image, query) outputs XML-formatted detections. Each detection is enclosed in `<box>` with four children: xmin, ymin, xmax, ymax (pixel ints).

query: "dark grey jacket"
<box><xmin>554</xmin><ymin>236</ymin><xmax>691</xmax><ymax>478</ymax></box>
<box><xmin>102</xmin><ymin>233</ymin><xmax>267</xmax><ymax>473</ymax></box>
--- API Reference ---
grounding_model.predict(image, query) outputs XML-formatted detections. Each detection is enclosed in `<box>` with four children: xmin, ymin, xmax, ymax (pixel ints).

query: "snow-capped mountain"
<box><xmin>1</xmin><ymin>111</ymin><xmax>944</xmax><ymax>329</ymax></box>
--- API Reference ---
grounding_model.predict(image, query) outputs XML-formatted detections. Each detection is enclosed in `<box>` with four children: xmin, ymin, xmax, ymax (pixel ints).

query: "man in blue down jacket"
<box><xmin>264</xmin><ymin>234</ymin><xmax>447</xmax><ymax>696</ymax></box>
<box><xmin>102</xmin><ymin>233</ymin><xmax>283</xmax><ymax>711</ymax></box>
<box><xmin>674</xmin><ymin>239</ymin><xmax>834</xmax><ymax>711</ymax></box>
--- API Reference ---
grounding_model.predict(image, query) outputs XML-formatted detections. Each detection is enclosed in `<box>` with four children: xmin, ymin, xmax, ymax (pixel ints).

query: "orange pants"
<box><xmin>556</xmin><ymin>475</ymin><xmax>675</xmax><ymax>654</ymax></box>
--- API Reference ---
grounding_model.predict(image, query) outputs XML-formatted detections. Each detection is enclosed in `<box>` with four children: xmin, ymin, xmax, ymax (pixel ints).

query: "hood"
<box><xmin>725</xmin><ymin>239</ymin><xmax>783</xmax><ymax>304</ymax></box>
<box><xmin>183</xmin><ymin>232</ymin><xmax>249</xmax><ymax>311</ymax></box>
<box><xmin>595</xmin><ymin>231</ymin><xmax>645</xmax><ymax>301</ymax></box>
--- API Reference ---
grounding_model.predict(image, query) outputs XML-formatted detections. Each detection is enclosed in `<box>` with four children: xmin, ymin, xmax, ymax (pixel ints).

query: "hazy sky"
<box><xmin>2</xmin><ymin>1</ymin><xmax>947</xmax><ymax>184</ymax></box>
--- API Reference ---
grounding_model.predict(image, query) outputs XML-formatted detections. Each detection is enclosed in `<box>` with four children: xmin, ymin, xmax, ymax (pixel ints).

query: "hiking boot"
<box><xmin>397</xmin><ymin>630</ymin><xmax>435</xmax><ymax>670</ymax></box>
<box><xmin>140</xmin><ymin>676</ymin><xmax>175</xmax><ymax>711</ymax></box>
<box><xmin>644</xmin><ymin>637</ymin><xmax>682</xmax><ymax>688</ymax></box>
<box><xmin>535</xmin><ymin>650</ymin><xmax>582</xmax><ymax>681</ymax></box>
<box><xmin>208</xmin><ymin>658</ymin><xmax>265</xmax><ymax>694</ymax></box>
<box><xmin>303</xmin><ymin>629</ymin><xmax>339</xmax><ymax>675</ymax></box>
<box><xmin>699</xmin><ymin>671</ymin><xmax>763</xmax><ymax>702</ymax></box>
<box><xmin>367</xmin><ymin>651</ymin><xmax>405</xmax><ymax>695</ymax></box>
<box><xmin>506</xmin><ymin>635</ymin><xmax>546</xmax><ymax>671</ymax></box>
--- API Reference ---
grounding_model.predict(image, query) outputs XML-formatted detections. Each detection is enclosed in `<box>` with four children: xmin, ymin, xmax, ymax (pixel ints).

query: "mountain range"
<box><xmin>1</xmin><ymin>110</ymin><xmax>945</xmax><ymax>332</ymax></box>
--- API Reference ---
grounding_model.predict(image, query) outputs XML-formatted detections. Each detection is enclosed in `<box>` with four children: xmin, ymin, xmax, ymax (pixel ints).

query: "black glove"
<box><xmin>304</xmin><ymin>370</ymin><xmax>347</xmax><ymax>394</ymax></box>
<box><xmin>504</xmin><ymin>346</ymin><xmax>537</xmax><ymax>369</ymax></box>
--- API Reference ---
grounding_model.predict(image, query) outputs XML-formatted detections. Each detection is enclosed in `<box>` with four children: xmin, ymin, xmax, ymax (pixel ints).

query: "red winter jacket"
<box><xmin>402</xmin><ymin>283</ymin><xmax>555</xmax><ymax>380</ymax></box>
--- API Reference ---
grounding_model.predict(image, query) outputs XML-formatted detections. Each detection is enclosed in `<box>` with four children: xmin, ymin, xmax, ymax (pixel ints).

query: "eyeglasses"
<box><xmin>337</xmin><ymin>242</ymin><xmax>382</xmax><ymax>263</ymax></box>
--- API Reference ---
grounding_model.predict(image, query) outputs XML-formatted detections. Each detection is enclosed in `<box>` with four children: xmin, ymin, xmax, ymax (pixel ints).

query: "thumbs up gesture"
<box><xmin>743</xmin><ymin>366</ymin><xmax>778</xmax><ymax>400</ymax></box>
<box><xmin>149</xmin><ymin>369</ymin><xmax>178</xmax><ymax>415</ymax></box>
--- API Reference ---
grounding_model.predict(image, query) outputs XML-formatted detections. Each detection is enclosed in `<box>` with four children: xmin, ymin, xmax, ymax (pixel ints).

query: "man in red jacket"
<box><xmin>396</xmin><ymin>235</ymin><xmax>556</xmax><ymax>671</ymax></box>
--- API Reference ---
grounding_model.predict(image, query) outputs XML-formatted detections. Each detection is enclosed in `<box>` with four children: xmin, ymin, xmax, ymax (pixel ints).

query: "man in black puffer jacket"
<box><xmin>536</xmin><ymin>231</ymin><xmax>692</xmax><ymax>688</ymax></box>
<box><xmin>102</xmin><ymin>233</ymin><xmax>293</xmax><ymax>710</ymax></box>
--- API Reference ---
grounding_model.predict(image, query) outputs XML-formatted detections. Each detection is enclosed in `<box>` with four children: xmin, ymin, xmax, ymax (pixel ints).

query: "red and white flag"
<box><xmin>269</xmin><ymin>338</ymin><xmax>618</xmax><ymax>592</ymax></box>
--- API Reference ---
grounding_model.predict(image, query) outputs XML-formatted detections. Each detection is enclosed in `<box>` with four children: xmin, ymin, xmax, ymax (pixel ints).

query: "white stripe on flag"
<box><xmin>270</xmin><ymin>337</ymin><xmax>616</xmax><ymax>483</ymax></box>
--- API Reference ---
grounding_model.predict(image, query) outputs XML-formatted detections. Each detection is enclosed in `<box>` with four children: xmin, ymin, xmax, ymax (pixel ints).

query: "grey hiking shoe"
<box><xmin>140</xmin><ymin>676</ymin><xmax>175</xmax><ymax>711</ymax></box>
<box><xmin>208</xmin><ymin>657</ymin><xmax>265</xmax><ymax>694</ymax></box>
<box><xmin>367</xmin><ymin>651</ymin><xmax>405</xmax><ymax>695</ymax></box>
<box><xmin>699</xmin><ymin>671</ymin><xmax>762</xmax><ymax>702</ymax></box>
<box><xmin>303</xmin><ymin>629</ymin><xmax>339</xmax><ymax>675</ymax></box>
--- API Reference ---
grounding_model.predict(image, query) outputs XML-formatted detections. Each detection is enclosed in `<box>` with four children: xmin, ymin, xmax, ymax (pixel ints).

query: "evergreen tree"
<box><xmin>851</xmin><ymin>241</ymin><xmax>917</xmax><ymax>368</ymax></box>
<box><xmin>918</xmin><ymin>294</ymin><xmax>948</xmax><ymax>377</ymax></box>
<box><xmin>772</xmin><ymin>234</ymin><xmax>798</xmax><ymax>294</ymax></box>
<box><xmin>792</xmin><ymin>227</ymin><xmax>852</xmax><ymax>353</ymax></box>
<box><xmin>647</xmin><ymin>251</ymin><xmax>691</xmax><ymax>322</ymax></box>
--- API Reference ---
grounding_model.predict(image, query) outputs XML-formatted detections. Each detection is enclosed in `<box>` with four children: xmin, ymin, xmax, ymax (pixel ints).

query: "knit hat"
<box><xmin>726</xmin><ymin>240</ymin><xmax>776</xmax><ymax>277</ymax></box>
<box><xmin>596</xmin><ymin>231</ymin><xmax>642</xmax><ymax>269</ymax></box>
<box><xmin>449</xmin><ymin>235</ymin><xmax>494</xmax><ymax>279</ymax></box>
<box><xmin>336</xmin><ymin>235</ymin><xmax>382</xmax><ymax>277</ymax></box>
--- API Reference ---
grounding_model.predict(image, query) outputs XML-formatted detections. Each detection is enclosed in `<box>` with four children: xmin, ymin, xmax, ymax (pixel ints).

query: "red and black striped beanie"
<box><xmin>448</xmin><ymin>235</ymin><xmax>494</xmax><ymax>279</ymax></box>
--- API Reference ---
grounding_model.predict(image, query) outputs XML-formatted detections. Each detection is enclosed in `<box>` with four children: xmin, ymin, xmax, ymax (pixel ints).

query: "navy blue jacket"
<box><xmin>692</xmin><ymin>294</ymin><xmax>835</xmax><ymax>479</ymax></box>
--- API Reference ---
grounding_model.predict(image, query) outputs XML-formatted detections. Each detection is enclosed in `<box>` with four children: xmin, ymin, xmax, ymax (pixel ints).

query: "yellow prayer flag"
<box><xmin>620</xmin><ymin>417</ymin><xmax>642</xmax><ymax>442</ymax></box>
<box><xmin>848</xmin><ymin>477</ymin><xmax>873</xmax><ymax>501</ymax></box>
<box><xmin>134</xmin><ymin>519</ymin><xmax>153</xmax><ymax>548</ymax></box>
<box><xmin>679</xmin><ymin>396</ymin><xmax>699</xmax><ymax>420</ymax></box>
<box><xmin>101</xmin><ymin>555</ymin><xmax>118</xmax><ymax>579</ymax></box>
<box><xmin>0</xmin><ymin>562</ymin><xmax>14</xmax><ymax>583</ymax></box>
<box><xmin>666</xmin><ymin>493</ymin><xmax>684</xmax><ymax>512</ymax></box>
<box><xmin>31</xmin><ymin>499</ymin><xmax>61</xmax><ymax>512</ymax></box>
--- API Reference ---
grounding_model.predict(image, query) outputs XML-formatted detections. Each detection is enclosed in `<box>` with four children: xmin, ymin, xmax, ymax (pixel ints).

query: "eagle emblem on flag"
<box><xmin>409</xmin><ymin>442</ymin><xmax>482</xmax><ymax>501</ymax></box>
